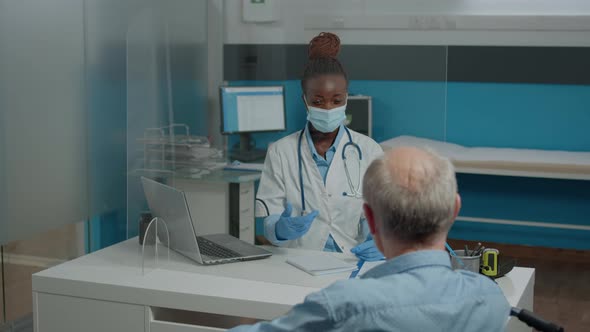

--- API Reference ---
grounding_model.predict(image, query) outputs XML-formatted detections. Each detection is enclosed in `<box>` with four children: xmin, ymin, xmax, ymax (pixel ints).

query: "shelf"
<box><xmin>130</xmin><ymin>167</ymin><xmax>261</xmax><ymax>184</ymax></box>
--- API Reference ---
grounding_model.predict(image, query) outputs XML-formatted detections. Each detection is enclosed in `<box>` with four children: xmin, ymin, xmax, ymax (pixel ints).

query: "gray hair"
<box><xmin>362</xmin><ymin>147</ymin><xmax>457</xmax><ymax>242</ymax></box>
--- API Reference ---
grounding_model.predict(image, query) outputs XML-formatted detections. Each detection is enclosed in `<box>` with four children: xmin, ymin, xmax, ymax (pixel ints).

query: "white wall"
<box><xmin>224</xmin><ymin>0</ymin><xmax>590</xmax><ymax>46</ymax></box>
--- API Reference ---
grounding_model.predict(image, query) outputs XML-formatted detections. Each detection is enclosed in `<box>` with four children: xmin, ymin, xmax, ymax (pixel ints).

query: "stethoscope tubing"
<box><xmin>298</xmin><ymin>124</ymin><xmax>362</xmax><ymax>213</ymax></box>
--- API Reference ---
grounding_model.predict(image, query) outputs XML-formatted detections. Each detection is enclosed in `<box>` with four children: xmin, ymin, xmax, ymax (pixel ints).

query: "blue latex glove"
<box><xmin>351</xmin><ymin>236</ymin><xmax>385</xmax><ymax>261</ymax></box>
<box><xmin>275</xmin><ymin>203</ymin><xmax>319</xmax><ymax>241</ymax></box>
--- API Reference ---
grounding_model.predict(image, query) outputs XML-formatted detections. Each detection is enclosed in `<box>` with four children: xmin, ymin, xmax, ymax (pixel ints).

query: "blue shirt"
<box><xmin>229</xmin><ymin>250</ymin><xmax>510</xmax><ymax>332</ymax></box>
<box><xmin>305</xmin><ymin>124</ymin><xmax>344</xmax><ymax>252</ymax></box>
<box><xmin>304</xmin><ymin>124</ymin><xmax>344</xmax><ymax>185</ymax></box>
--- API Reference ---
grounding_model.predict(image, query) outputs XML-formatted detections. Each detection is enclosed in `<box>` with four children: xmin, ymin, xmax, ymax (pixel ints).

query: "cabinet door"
<box><xmin>35</xmin><ymin>292</ymin><xmax>145</xmax><ymax>332</ymax></box>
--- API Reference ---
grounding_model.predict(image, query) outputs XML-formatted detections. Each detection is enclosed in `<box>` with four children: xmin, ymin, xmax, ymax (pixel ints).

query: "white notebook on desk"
<box><xmin>287</xmin><ymin>255</ymin><xmax>357</xmax><ymax>276</ymax></box>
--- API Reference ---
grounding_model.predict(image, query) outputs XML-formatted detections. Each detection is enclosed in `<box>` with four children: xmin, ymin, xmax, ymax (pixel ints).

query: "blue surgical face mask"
<box><xmin>305</xmin><ymin>97</ymin><xmax>347</xmax><ymax>133</ymax></box>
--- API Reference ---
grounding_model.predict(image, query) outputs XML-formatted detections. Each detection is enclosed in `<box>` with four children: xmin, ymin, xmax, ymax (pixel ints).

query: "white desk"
<box><xmin>32</xmin><ymin>239</ymin><xmax>534</xmax><ymax>332</ymax></box>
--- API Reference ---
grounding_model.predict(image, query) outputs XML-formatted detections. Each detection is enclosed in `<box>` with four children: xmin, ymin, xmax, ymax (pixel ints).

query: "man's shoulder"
<box><xmin>316</xmin><ymin>277</ymin><xmax>400</xmax><ymax>309</ymax></box>
<box><xmin>313</xmin><ymin>267</ymin><xmax>508</xmax><ymax>320</ymax></box>
<box><xmin>457</xmin><ymin>269</ymin><xmax>507</xmax><ymax>297</ymax></box>
<box><xmin>320</xmin><ymin>274</ymin><xmax>405</xmax><ymax>300</ymax></box>
<box><xmin>327</xmin><ymin>279</ymin><xmax>381</xmax><ymax>300</ymax></box>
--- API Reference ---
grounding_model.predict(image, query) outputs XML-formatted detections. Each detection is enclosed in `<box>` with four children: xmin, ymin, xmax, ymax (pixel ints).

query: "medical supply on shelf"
<box><xmin>136</xmin><ymin>123</ymin><xmax>225</xmax><ymax>174</ymax></box>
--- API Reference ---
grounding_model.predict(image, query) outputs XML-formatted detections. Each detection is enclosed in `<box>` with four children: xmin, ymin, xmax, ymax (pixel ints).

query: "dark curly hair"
<box><xmin>301</xmin><ymin>32</ymin><xmax>348</xmax><ymax>92</ymax></box>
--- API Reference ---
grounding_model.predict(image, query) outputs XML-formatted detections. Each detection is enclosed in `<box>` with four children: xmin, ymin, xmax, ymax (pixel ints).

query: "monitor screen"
<box><xmin>220</xmin><ymin>86</ymin><xmax>286</xmax><ymax>134</ymax></box>
<box><xmin>346</xmin><ymin>97</ymin><xmax>372</xmax><ymax>138</ymax></box>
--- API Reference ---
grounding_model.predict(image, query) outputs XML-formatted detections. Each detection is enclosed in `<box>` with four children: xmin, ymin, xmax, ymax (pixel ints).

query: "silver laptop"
<box><xmin>141</xmin><ymin>177</ymin><xmax>272</xmax><ymax>265</ymax></box>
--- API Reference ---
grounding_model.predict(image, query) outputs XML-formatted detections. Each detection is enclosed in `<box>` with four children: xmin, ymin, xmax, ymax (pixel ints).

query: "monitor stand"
<box><xmin>229</xmin><ymin>133</ymin><xmax>267</xmax><ymax>162</ymax></box>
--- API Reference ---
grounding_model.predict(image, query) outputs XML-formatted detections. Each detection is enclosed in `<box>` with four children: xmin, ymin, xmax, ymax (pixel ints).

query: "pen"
<box><xmin>464</xmin><ymin>245</ymin><xmax>470</xmax><ymax>257</ymax></box>
<box><xmin>471</xmin><ymin>243</ymin><xmax>482</xmax><ymax>256</ymax></box>
<box><xmin>349</xmin><ymin>259</ymin><xmax>365</xmax><ymax>279</ymax></box>
<box><xmin>474</xmin><ymin>246</ymin><xmax>485</xmax><ymax>257</ymax></box>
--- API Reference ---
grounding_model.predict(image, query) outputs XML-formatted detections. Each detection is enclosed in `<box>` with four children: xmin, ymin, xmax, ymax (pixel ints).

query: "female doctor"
<box><xmin>255</xmin><ymin>32</ymin><xmax>384</xmax><ymax>261</ymax></box>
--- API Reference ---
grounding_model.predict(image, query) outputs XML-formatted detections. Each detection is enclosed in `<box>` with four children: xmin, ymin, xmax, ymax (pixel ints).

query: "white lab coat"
<box><xmin>255</xmin><ymin>126</ymin><xmax>383</xmax><ymax>252</ymax></box>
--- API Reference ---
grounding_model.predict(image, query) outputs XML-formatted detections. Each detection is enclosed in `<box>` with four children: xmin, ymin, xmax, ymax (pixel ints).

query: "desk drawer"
<box><xmin>150</xmin><ymin>306</ymin><xmax>260</xmax><ymax>332</ymax></box>
<box><xmin>150</xmin><ymin>320</ymin><xmax>225</xmax><ymax>332</ymax></box>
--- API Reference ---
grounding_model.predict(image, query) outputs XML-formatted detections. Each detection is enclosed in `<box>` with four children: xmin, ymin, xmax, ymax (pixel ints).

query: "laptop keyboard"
<box><xmin>196</xmin><ymin>236</ymin><xmax>241</xmax><ymax>259</ymax></box>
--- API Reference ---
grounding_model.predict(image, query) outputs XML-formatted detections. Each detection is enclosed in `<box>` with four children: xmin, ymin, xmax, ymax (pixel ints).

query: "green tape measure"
<box><xmin>481</xmin><ymin>248</ymin><xmax>499</xmax><ymax>277</ymax></box>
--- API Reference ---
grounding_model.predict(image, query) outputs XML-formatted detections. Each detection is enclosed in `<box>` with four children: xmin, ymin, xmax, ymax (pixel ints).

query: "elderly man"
<box><xmin>230</xmin><ymin>147</ymin><xmax>509</xmax><ymax>332</ymax></box>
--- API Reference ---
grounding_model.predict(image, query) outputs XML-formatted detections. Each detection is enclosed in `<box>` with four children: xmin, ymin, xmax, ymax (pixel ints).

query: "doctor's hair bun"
<box><xmin>301</xmin><ymin>32</ymin><xmax>348</xmax><ymax>91</ymax></box>
<box><xmin>308</xmin><ymin>32</ymin><xmax>341</xmax><ymax>60</ymax></box>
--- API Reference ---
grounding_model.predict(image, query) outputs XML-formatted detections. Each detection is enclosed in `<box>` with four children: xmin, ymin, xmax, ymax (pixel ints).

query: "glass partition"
<box><xmin>0</xmin><ymin>0</ymin><xmax>88</xmax><ymax>246</ymax></box>
<box><xmin>125</xmin><ymin>0</ymin><xmax>210</xmax><ymax>238</ymax></box>
<box><xmin>0</xmin><ymin>0</ymin><xmax>90</xmax><ymax>327</ymax></box>
<box><xmin>0</xmin><ymin>0</ymin><xmax>211</xmax><ymax>327</ymax></box>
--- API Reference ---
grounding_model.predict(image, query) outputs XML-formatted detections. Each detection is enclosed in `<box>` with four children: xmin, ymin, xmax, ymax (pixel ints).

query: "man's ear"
<box><xmin>363</xmin><ymin>203</ymin><xmax>377</xmax><ymax>235</ymax></box>
<box><xmin>364</xmin><ymin>203</ymin><xmax>385</xmax><ymax>255</ymax></box>
<box><xmin>453</xmin><ymin>193</ymin><xmax>462</xmax><ymax>220</ymax></box>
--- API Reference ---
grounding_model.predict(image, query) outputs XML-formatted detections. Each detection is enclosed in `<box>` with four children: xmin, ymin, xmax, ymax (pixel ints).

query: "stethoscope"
<box><xmin>298</xmin><ymin>124</ymin><xmax>363</xmax><ymax>214</ymax></box>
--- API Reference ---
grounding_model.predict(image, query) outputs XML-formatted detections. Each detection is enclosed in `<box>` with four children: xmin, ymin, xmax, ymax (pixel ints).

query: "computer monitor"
<box><xmin>220</xmin><ymin>86</ymin><xmax>286</xmax><ymax>161</ymax></box>
<box><xmin>346</xmin><ymin>95</ymin><xmax>372</xmax><ymax>138</ymax></box>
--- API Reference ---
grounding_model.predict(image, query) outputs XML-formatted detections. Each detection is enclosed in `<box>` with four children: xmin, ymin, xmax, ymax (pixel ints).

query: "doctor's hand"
<box><xmin>275</xmin><ymin>203</ymin><xmax>319</xmax><ymax>241</ymax></box>
<box><xmin>351</xmin><ymin>236</ymin><xmax>385</xmax><ymax>261</ymax></box>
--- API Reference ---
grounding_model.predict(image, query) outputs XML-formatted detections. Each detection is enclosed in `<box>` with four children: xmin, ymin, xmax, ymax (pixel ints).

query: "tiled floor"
<box><xmin>0</xmin><ymin>267</ymin><xmax>3</xmax><ymax>322</ymax></box>
<box><xmin>518</xmin><ymin>259</ymin><xmax>590</xmax><ymax>331</ymax></box>
<box><xmin>3</xmin><ymin>264</ymin><xmax>42</xmax><ymax>323</ymax></box>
